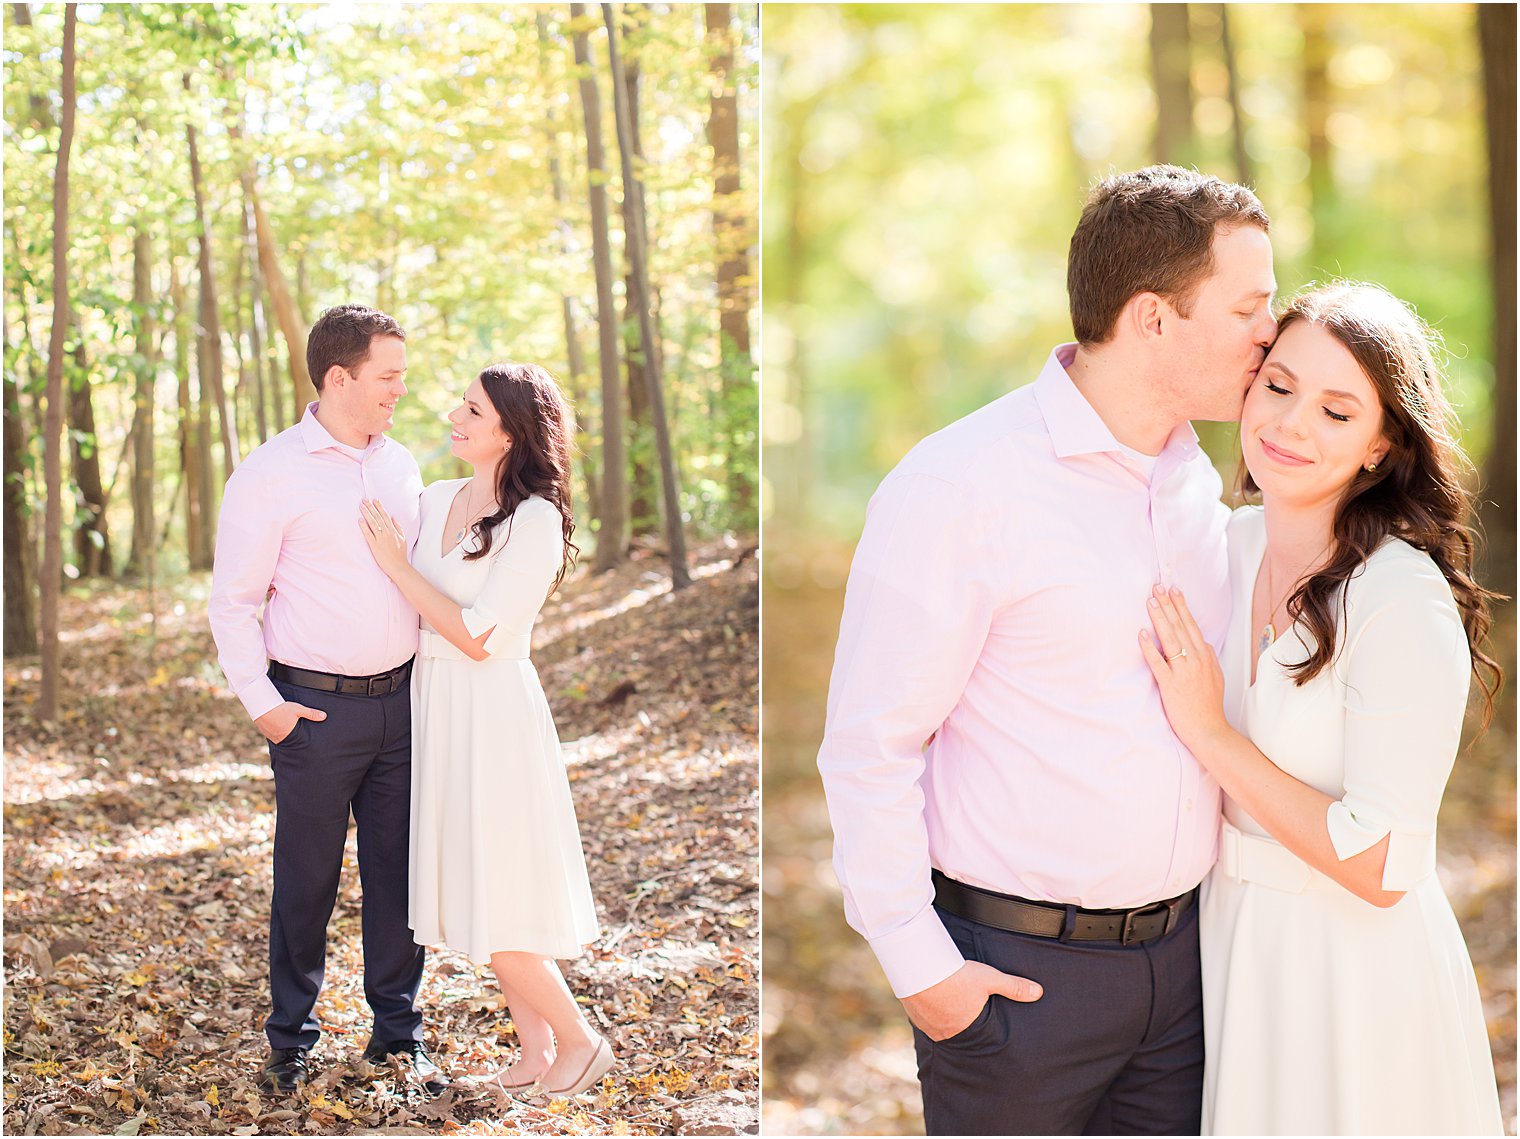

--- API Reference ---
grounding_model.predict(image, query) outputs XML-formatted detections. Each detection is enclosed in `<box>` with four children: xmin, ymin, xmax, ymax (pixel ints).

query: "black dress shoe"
<box><xmin>260</xmin><ymin>1046</ymin><xmax>313</xmax><ymax>1093</ymax></box>
<box><xmin>363</xmin><ymin>1038</ymin><xmax>447</xmax><ymax>1096</ymax></box>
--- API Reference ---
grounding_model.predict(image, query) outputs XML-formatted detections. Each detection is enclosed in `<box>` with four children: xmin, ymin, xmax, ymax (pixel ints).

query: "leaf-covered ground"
<box><xmin>761</xmin><ymin>541</ymin><xmax>1517</xmax><ymax>1136</ymax></box>
<box><xmin>4</xmin><ymin>538</ymin><xmax>758</xmax><ymax>1136</ymax></box>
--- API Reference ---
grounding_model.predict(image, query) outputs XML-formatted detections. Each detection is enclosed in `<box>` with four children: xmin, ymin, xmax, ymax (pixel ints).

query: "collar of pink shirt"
<box><xmin>1034</xmin><ymin>342</ymin><xmax>1203</xmax><ymax>468</ymax></box>
<box><xmin>297</xmin><ymin>401</ymin><xmax>391</xmax><ymax>459</ymax></box>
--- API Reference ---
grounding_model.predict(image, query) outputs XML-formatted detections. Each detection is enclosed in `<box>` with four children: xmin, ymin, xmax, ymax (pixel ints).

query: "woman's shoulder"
<box><xmin>1343</xmin><ymin>537</ymin><xmax>1463</xmax><ymax>634</ymax></box>
<box><xmin>508</xmin><ymin>494</ymin><xmax>563</xmax><ymax>525</ymax></box>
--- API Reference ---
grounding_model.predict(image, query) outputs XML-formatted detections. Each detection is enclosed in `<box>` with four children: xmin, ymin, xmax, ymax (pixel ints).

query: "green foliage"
<box><xmin>763</xmin><ymin>3</ymin><xmax>1499</xmax><ymax>537</ymax></box>
<box><xmin>4</xmin><ymin>2</ymin><xmax>758</xmax><ymax>579</ymax></box>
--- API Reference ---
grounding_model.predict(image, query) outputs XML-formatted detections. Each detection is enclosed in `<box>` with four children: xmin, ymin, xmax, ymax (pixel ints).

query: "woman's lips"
<box><xmin>1259</xmin><ymin>438</ymin><xmax>1311</xmax><ymax>466</ymax></box>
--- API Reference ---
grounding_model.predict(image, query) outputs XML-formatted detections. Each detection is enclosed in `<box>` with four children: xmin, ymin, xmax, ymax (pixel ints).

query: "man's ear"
<box><xmin>324</xmin><ymin>365</ymin><xmax>347</xmax><ymax>390</ymax></box>
<box><xmin>1129</xmin><ymin>292</ymin><xmax>1166</xmax><ymax>343</ymax></box>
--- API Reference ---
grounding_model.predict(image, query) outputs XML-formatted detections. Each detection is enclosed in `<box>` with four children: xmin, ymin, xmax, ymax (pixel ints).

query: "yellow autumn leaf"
<box><xmin>206</xmin><ymin>1085</ymin><xmax>219</xmax><ymax>1107</ymax></box>
<box><xmin>123</xmin><ymin>971</ymin><xmax>149</xmax><ymax>986</ymax></box>
<box><xmin>330</xmin><ymin>1102</ymin><xmax>355</xmax><ymax>1121</ymax></box>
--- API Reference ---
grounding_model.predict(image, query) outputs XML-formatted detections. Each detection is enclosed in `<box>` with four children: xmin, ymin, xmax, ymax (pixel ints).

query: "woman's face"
<box><xmin>446</xmin><ymin>377</ymin><xmax>512</xmax><ymax>468</ymax></box>
<box><xmin>1240</xmin><ymin>319</ymin><xmax>1390</xmax><ymax>511</ymax></box>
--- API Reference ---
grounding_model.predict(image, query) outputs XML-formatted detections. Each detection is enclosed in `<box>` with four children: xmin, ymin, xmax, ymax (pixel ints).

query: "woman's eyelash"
<box><xmin>1265</xmin><ymin>380</ymin><xmax>1288</xmax><ymax>395</ymax></box>
<box><xmin>1324</xmin><ymin>408</ymin><xmax>1350</xmax><ymax>423</ymax></box>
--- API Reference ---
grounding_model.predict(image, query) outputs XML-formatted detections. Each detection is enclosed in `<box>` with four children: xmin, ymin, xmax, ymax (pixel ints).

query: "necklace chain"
<box><xmin>1258</xmin><ymin>543</ymin><xmax>1331</xmax><ymax>655</ymax></box>
<box><xmin>452</xmin><ymin>482</ymin><xmax>492</xmax><ymax>545</ymax></box>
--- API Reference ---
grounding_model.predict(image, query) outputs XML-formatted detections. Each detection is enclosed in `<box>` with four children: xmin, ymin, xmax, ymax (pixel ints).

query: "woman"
<box><xmin>1138</xmin><ymin>283</ymin><xmax>1503</xmax><ymax>1134</ymax></box>
<box><xmin>359</xmin><ymin>362</ymin><xmax>614</xmax><ymax>1098</ymax></box>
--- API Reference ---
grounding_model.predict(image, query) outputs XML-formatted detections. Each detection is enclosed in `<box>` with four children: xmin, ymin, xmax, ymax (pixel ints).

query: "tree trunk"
<box><xmin>1299</xmin><ymin>3</ymin><xmax>1334</xmax><ymax>267</ymax></box>
<box><xmin>617</xmin><ymin>33</ymin><xmax>657</xmax><ymax>535</ymax></box>
<box><xmin>39</xmin><ymin>2</ymin><xmax>77</xmax><ymax>720</ymax></box>
<box><xmin>186</xmin><ymin>74</ymin><xmax>238</xmax><ymax>477</ymax></box>
<box><xmin>172</xmin><ymin>258</ymin><xmax>207</xmax><ymax>571</ymax></box>
<box><xmin>1479</xmin><ymin>2</ymin><xmax>1516</xmax><ymax>597</ymax></box>
<box><xmin>247</xmin><ymin>178</ymin><xmax>315</xmax><ymax>413</ymax></box>
<box><xmin>572</xmin><ymin>2</ymin><xmax>629</xmax><ymax>570</ymax></box>
<box><xmin>242</xmin><ymin>197</ymin><xmax>269</xmax><ymax>441</ymax></box>
<box><xmin>537</xmin><ymin>10</ymin><xmax>600</xmax><ymax>526</ymax></box>
<box><xmin>124</xmin><ymin>229</ymin><xmax>159</xmax><ymax>578</ymax></box>
<box><xmin>67</xmin><ymin>312</ymin><xmax>112</xmax><ymax>577</ymax></box>
<box><xmin>1149</xmin><ymin>4</ymin><xmax>1194</xmax><ymax>166</ymax></box>
<box><xmin>604</xmin><ymin>3</ymin><xmax>690</xmax><ymax>589</ymax></box>
<box><xmin>4</xmin><ymin>317</ymin><xmax>38</xmax><ymax>656</ymax></box>
<box><xmin>1216</xmin><ymin>5</ymin><xmax>1252</xmax><ymax>187</ymax></box>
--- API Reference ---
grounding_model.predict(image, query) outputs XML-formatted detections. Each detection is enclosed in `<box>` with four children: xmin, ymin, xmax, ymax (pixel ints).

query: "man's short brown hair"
<box><xmin>1067</xmin><ymin>166</ymin><xmax>1270</xmax><ymax>346</ymax></box>
<box><xmin>307</xmin><ymin>305</ymin><xmax>406</xmax><ymax>391</ymax></box>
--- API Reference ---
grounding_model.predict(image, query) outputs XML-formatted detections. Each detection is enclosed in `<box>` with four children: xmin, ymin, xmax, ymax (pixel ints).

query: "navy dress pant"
<box><xmin>914</xmin><ymin>900</ymin><xmax>1204</xmax><ymax>1136</ymax></box>
<box><xmin>264</xmin><ymin>673</ymin><xmax>424</xmax><ymax>1050</ymax></box>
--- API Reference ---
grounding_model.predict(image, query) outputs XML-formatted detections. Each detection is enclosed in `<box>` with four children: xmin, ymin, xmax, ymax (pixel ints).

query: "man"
<box><xmin>817</xmin><ymin>166</ymin><xmax>1277</xmax><ymax>1135</ymax></box>
<box><xmin>209</xmin><ymin>304</ymin><xmax>442</xmax><ymax>1094</ymax></box>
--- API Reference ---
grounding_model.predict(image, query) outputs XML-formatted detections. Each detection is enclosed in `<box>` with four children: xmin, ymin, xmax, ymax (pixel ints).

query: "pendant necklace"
<box><xmin>1258</xmin><ymin>558</ymin><xmax>1288</xmax><ymax>656</ymax></box>
<box><xmin>453</xmin><ymin>483</ymin><xmax>490</xmax><ymax>546</ymax></box>
<box><xmin>1258</xmin><ymin>545</ymin><xmax>1328</xmax><ymax>655</ymax></box>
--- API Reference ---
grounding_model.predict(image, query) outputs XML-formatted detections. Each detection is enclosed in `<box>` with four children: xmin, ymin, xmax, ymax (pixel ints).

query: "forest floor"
<box><xmin>3</xmin><ymin>537</ymin><xmax>759</xmax><ymax>1137</ymax></box>
<box><xmin>761</xmin><ymin>538</ymin><xmax>1518</xmax><ymax>1137</ymax></box>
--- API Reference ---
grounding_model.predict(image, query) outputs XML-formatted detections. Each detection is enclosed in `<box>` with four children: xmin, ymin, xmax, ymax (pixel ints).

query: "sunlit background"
<box><xmin>760</xmin><ymin>5</ymin><xmax>1515</xmax><ymax>1134</ymax></box>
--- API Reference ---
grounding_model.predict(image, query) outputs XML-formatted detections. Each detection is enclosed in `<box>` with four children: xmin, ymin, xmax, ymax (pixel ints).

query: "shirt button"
<box><xmin>1186</xmin><ymin>798</ymin><xmax>1194</xmax><ymax>810</ymax></box>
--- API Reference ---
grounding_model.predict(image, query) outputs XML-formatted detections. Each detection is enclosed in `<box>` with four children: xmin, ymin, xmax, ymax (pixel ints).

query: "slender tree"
<box><xmin>571</xmin><ymin>2</ymin><xmax>628</xmax><ymax>570</ymax></box>
<box><xmin>124</xmin><ymin>233</ymin><xmax>159</xmax><ymax>577</ymax></box>
<box><xmin>4</xmin><ymin>313</ymin><xmax>37</xmax><ymax>656</ymax></box>
<box><xmin>248</xmin><ymin>181</ymin><xmax>315</xmax><ymax>413</ymax></box>
<box><xmin>186</xmin><ymin>71</ymin><xmax>237</xmax><ymax>477</ymax></box>
<box><xmin>604</xmin><ymin>2</ymin><xmax>690</xmax><ymax>589</ymax></box>
<box><xmin>1478</xmin><ymin>2</ymin><xmax>1516</xmax><ymax>596</ymax></box>
<box><xmin>1299</xmin><ymin>3</ymin><xmax>1334</xmax><ymax>268</ymax></box>
<box><xmin>705</xmin><ymin>2</ymin><xmax>754</xmax><ymax>516</ymax></box>
<box><xmin>1216</xmin><ymin>5</ymin><xmax>1252</xmax><ymax>187</ymax></box>
<box><xmin>67</xmin><ymin>310</ymin><xmax>112</xmax><ymax>576</ymax></box>
<box><xmin>1149</xmin><ymin>4</ymin><xmax>1194</xmax><ymax>166</ymax></box>
<box><xmin>537</xmin><ymin>10</ymin><xmax>600</xmax><ymax>524</ymax></box>
<box><xmin>39</xmin><ymin>2</ymin><xmax>78</xmax><ymax>720</ymax></box>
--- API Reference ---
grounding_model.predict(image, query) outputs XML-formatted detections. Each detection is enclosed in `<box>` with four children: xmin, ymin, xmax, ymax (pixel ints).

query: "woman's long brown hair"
<box><xmin>1240</xmin><ymin>283</ymin><xmax>1503</xmax><ymax>723</ymax></box>
<box><xmin>464</xmin><ymin>362</ymin><xmax>579</xmax><ymax>593</ymax></box>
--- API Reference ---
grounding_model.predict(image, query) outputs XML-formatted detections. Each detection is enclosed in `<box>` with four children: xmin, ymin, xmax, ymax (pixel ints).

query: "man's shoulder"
<box><xmin>891</xmin><ymin>385</ymin><xmax>1044</xmax><ymax>488</ymax></box>
<box><xmin>226</xmin><ymin>422</ymin><xmax>303</xmax><ymax>487</ymax></box>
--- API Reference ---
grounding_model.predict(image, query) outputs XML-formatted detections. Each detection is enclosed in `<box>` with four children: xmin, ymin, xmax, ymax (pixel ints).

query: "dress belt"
<box><xmin>417</xmin><ymin>628</ymin><xmax>531</xmax><ymax>661</ymax></box>
<box><xmin>1219</xmin><ymin>819</ymin><xmax>1314</xmax><ymax>894</ymax></box>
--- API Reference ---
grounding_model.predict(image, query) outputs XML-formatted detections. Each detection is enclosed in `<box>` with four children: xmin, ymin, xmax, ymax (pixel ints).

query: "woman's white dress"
<box><xmin>1200</xmin><ymin>505</ymin><xmax>1501</xmax><ymax>1135</ymax></box>
<box><xmin>408</xmin><ymin>480</ymin><xmax>599</xmax><ymax>962</ymax></box>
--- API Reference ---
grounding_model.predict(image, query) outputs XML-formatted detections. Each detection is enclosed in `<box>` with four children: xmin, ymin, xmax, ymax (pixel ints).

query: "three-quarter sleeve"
<box><xmin>459</xmin><ymin>498</ymin><xmax>564</xmax><ymax>658</ymax></box>
<box><xmin>1328</xmin><ymin>549</ymin><xmax>1472</xmax><ymax>891</ymax></box>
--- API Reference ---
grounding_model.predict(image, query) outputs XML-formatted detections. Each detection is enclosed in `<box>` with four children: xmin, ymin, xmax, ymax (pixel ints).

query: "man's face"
<box><xmin>337</xmin><ymin>335</ymin><xmax>408</xmax><ymax>437</ymax></box>
<box><xmin>1161</xmin><ymin>224</ymin><xmax>1277</xmax><ymax>422</ymax></box>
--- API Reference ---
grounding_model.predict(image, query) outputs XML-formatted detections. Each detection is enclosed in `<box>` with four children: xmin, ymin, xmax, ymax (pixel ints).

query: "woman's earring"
<box><xmin>1366</xmin><ymin>461</ymin><xmax>1379</xmax><ymax>473</ymax></box>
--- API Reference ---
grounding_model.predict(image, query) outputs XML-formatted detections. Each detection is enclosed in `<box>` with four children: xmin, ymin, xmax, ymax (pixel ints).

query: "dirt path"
<box><xmin>4</xmin><ymin>539</ymin><xmax>758</xmax><ymax>1136</ymax></box>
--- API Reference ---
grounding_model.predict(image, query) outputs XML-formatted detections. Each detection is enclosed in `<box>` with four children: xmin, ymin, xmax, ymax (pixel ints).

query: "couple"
<box><xmin>818</xmin><ymin>167</ymin><xmax>1503</xmax><ymax>1135</ymax></box>
<box><xmin>208</xmin><ymin>305</ymin><xmax>614</xmax><ymax>1100</ymax></box>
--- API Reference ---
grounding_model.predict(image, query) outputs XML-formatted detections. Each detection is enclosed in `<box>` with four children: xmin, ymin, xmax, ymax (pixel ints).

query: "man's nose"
<box><xmin>1256</xmin><ymin>312</ymin><xmax>1278</xmax><ymax>345</ymax></box>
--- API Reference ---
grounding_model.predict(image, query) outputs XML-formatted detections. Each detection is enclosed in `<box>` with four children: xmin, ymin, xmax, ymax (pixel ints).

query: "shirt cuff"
<box><xmin>460</xmin><ymin>603</ymin><xmax>499</xmax><ymax>655</ymax></box>
<box><xmin>238</xmin><ymin>676</ymin><xmax>284</xmax><ymax>722</ymax></box>
<box><xmin>868</xmin><ymin>907</ymin><xmax>966</xmax><ymax>999</ymax></box>
<box><xmin>1325</xmin><ymin>800</ymin><xmax>1435</xmax><ymax>892</ymax></box>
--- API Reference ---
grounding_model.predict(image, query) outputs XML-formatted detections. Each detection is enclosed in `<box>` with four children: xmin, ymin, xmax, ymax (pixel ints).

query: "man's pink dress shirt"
<box><xmin>817</xmin><ymin>345</ymin><xmax>1231</xmax><ymax>999</ymax></box>
<box><xmin>209</xmin><ymin>404</ymin><xmax>424</xmax><ymax>721</ymax></box>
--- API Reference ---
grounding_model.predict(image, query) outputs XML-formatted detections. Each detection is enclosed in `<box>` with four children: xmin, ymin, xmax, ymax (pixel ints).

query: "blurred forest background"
<box><xmin>5</xmin><ymin>4</ymin><xmax>760</xmax><ymax>1135</ymax></box>
<box><xmin>762</xmin><ymin>4</ymin><xmax>1516</xmax><ymax>1135</ymax></box>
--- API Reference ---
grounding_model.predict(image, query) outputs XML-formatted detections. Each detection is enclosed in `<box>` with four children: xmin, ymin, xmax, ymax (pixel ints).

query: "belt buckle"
<box><xmin>366</xmin><ymin>674</ymin><xmax>388</xmax><ymax>697</ymax></box>
<box><xmin>1120</xmin><ymin>900</ymin><xmax>1165</xmax><ymax>946</ymax></box>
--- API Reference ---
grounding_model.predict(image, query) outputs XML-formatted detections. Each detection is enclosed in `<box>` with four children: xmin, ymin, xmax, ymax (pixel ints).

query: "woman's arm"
<box><xmin>1139</xmin><ymin>585</ymin><xmax>1404</xmax><ymax>907</ymax></box>
<box><xmin>360</xmin><ymin>499</ymin><xmax>495</xmax><ymax>660</ymax></box>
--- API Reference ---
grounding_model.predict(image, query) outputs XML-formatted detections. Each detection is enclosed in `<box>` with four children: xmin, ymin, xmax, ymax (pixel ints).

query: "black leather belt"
<box><xmin>932</xmin><ymin>870</ymin><xmax>1195</xmax><ymax>946</ymax></box>
<box><xmin>269</xmin><ymin>659</ymin><xmax>412</xmax><ymax>697</ymax></box>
